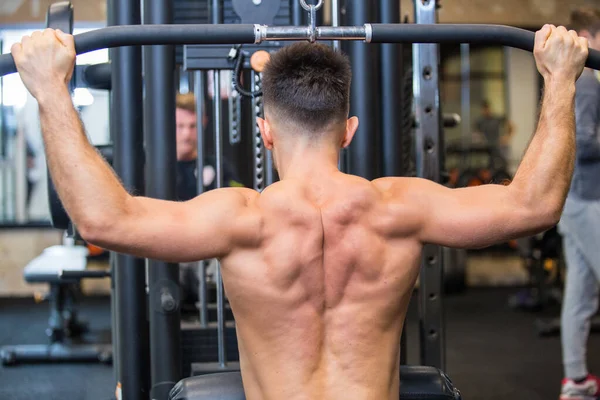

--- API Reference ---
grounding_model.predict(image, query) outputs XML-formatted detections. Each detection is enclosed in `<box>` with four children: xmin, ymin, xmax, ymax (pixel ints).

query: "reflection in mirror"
<box><xmin>0</xmin><ymin>27</ymin><xmax>109</xmax><ymax>226</ymax></box>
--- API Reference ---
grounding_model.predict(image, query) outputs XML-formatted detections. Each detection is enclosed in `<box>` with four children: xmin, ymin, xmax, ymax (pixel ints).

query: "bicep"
<box><xmin>92</xmin><ymin>189</ymin><xmax>252</xmax><ymax>263</ymax></box>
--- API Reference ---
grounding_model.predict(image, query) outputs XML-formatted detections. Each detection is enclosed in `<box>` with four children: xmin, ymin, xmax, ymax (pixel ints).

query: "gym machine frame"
<box><xmin>413</xmin><ymin>0</ymin><xmax>445</xmax><ymax>370</ymax></box>
<box><xmin>2</xmin><ymin>1</ymin><xmax>600</xmax><ymax>398</ymax></box>
<box><xmin>182</xmin><ymin>0</ymin><xmax>295</xmax><ymax>377</ymax></box>
<box><xmin>108</xmin><ymin>0</ymin><xmax>151</xmax><ymax>398</ymax></box>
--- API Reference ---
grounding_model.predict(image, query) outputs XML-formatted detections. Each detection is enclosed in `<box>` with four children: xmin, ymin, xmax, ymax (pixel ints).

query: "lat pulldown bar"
<box><xmin>2</xmin><ymin>23</ymin><xmax>600</xmax><ymax>75</ymax></box>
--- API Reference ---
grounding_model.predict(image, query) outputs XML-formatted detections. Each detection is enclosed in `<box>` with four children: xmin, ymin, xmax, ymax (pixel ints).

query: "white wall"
<box><xmin>505</xmin><ymin>48</ymin><xmax>539</xmax><ymax>174</ymax></box>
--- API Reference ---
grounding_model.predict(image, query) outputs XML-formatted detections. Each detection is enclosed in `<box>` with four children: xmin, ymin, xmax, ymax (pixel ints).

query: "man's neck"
<box><xmin>276</xmin><ymin>141</ymin><xmax>341</xmax><ymax>181</ymax></box>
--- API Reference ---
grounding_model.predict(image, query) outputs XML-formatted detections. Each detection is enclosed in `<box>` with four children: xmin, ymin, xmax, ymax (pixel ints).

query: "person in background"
<box><xmin>175</xmin><ymin>93</ymin><xmax>243</xmax><ymax>201</ymax></box>
<box><xmin>558</xmin><ymin>7</ymin><xmax>600</xmax><ymax>400</ymax></box>
<box><xmin>175</xmin><ymin>93</ymin><xmax>243</xmax><ymax>309</ymax></box>
<box><xmin>473</xmin><ymin>99</ymin><xmax>514</xmax><ymax>167</ymax></box>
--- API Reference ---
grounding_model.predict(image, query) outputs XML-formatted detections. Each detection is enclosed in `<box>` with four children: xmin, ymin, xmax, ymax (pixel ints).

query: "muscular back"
<box><xmin>221</xmin><ymin>173</ymin><xmax>423</xmax><ymax>400</ymax></box>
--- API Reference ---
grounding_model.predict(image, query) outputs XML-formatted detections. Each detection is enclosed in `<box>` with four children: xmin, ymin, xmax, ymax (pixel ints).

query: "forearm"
<box><xmin>510</xmin><ymin>78</ymin><xmax>576</xmax><ymax>215</ymax></box>
<box><xmin>38</xmin><ymin>87</ymin><xmax>130</xmax><ymax>231</ymax></box>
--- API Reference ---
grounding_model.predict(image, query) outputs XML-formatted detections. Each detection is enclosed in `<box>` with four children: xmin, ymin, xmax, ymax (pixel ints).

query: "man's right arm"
<box><xmin>574</xmin><ymin>72</ymin><xmax>600</xmax><ymax>162</ymax></box>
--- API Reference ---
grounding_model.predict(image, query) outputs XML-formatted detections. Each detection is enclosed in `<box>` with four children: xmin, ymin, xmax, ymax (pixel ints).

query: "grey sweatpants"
<box><xmin>558</xmin><ymin>195</ymin><xmax>600</xmax><ymax>379</ymax></box>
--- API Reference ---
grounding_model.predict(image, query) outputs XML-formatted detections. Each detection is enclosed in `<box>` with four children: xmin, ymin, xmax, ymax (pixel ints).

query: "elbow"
<box><xmin>510</xmin><ymin>185</ymin><xmax>562</xmax><ymax>235</ymax></box>
<box><xmin>524</xmin><ymin>199</ymin><xmax>563</xmax><ymax>234</ymax></box>
<box><xmin>77</xmin><ymin>197</ymin><xmax>137</xmax><ymax>248</ymax></box>
<box><xmin>539</xmin><ymin>205</ymin><xmax>562</xmax><ymax>231</ymax></box>
<box><xmin>76</xmin><ymin>208</ymin><xmax>127</xmax><ymax>247</ymax></box>
<box><xmin>76</xmin><ymin>196</ymin><xmax>135</xmax><ymax>245</ymax></box>
<box><xmin>76</xmin><ymin>217</ymin><xmax>111</xmax><ymax>246</ymax></box>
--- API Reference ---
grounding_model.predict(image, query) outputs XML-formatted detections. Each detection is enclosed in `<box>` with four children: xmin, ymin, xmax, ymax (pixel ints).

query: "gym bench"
<box><xmin>0</xmin><ymin>243</ymin><xmax>112</xmax><ymax>365</ymax></box>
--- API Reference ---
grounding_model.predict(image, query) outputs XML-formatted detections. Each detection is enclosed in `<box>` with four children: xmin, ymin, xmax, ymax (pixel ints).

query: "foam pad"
<box><xmin>169</xmin><ymin>365</ymin><xmax>461</xmax><ymax>400</ymax></box>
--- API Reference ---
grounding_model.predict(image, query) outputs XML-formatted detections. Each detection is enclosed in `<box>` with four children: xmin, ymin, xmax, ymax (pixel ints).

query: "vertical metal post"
<box><xmin>143</xmin><ymin>0</ymin><xmax>181</xmax><ymax>397</ymax></box>
<box><xmin>342</xmin><ymin>0</ymin><xmax>380</xmax><ymax>180</ymax></box>
<box><xmin>108</xmin><ymin>0</ymin><xmax>150</xmax><ymax>398</ymax></box>
<box><xmin>460</xmin><ymin>44</ymin><xmax>471</xmax><ymax>161</ymax></box>
<box><xmin>194</xmin><ymin>71</ymin><xmax>209</xmax><ymax>328</ymax></box>
<box><xmin>0</xmin><ymin>70</ymin><xmax>6</xmax><ymax>220</ymax></box>
<box><xmin>378</xmin><ymin>0</ymin><xmax>406</xmax><ymax>365</ymax></box>
<box><xmin>413</xmin><ymin>0</ymin><xmax>445</xmax><ymax>370</ymax></box>
<box><xmin>109</xmin><ymin>253</ymin><xmax>119</xmax><ymax>384</ymax></box>
<box><xmin>291</xmin><ymin>0</ymin><xmax>303</xmax><ymax>26</ymax></box>
<box><xmin>265</xmin><ymin>152</ymin><xmax>275</xmax><ymax>187</ymax></box>
<box><xmin>331</xmin><ymin>0</ymin><xmax>340</xmax><ymax>51</ymax></box>
<box><xmin>332</xmin><ymin>0</ymin><xmax>349</xmax><ymax>173</ymax></box>
<box><xmin>213</xmin><ymin>70</ymin><xmax>227</xmax><ymax>367</ymax></box>
<box><xmin>210</xmin><ymin>0</ymin><xmax>227</xmax><ymax>368</ymax></box>
<box><xmin>380</xmin><ymin>0</ymin><xmax>402</xmax><ymax>177</ymax></box>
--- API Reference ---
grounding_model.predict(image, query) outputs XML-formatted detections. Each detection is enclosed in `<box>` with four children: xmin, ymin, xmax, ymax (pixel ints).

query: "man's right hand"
<box><xmin>534</xmin><ymin>24</ymin><xmax>588</xmax><ymax>83</ymax></box>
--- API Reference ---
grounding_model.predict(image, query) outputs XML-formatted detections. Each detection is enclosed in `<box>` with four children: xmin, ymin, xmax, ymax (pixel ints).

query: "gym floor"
<box><xmin>1</xmin><ymin>288</ymin><xmax>599</xmax><ymax>400</ymax></box>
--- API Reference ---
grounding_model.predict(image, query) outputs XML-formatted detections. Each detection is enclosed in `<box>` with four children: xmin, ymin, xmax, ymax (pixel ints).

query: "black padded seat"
<box><xmin>169</xmin><ymin>365</ymin><xmax>461</xmax><ymax>400</ymax></box>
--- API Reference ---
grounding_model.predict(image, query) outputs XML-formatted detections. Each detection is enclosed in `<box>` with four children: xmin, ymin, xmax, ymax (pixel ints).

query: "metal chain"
<box><xmin>299</xmin><ymin>0</ymin><xmax>323</xmax><ymax>11</ymax></box>
<box><xmin>252</xmin><ymin>72</ymin><xmax>265</xmax><ymax>191</ymax></box>
<box><xmin>228</xmin><ymin>87</ymin><xmax>241</xmax><ymax>144</ymax></box>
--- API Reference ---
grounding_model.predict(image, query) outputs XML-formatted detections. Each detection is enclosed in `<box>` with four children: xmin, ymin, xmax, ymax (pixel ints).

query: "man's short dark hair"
<box><xmin>262</xmin><ymin>42</ymin><xmax>352</xmax><ymax>133</ymax></box>
<box><xmin>571</xmin><ymin>6</ymin><xmax>600</xmax><ymax>36</ymax></box>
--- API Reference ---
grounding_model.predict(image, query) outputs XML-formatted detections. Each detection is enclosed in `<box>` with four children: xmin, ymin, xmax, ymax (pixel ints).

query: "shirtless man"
<box><xmin>11</xmin><ymin>25</ymin><xmax>588</xmax><ymax>399</ymax></box>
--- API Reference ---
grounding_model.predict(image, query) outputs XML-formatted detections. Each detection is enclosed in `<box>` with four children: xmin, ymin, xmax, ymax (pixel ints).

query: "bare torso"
<box><xmin>220</xmin><ymin>171</ymin><xmax>423</xmax><ymax>400</ymax></box>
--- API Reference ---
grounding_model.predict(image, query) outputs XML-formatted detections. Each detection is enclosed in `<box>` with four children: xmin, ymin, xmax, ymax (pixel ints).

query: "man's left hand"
<box><xmin>11</xmin><ymin>29</ymin><xmax>76</xmax><ymax>102</ymax></box>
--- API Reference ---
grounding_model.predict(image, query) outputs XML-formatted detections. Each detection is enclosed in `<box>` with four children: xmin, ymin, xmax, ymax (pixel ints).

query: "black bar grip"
<box><xmin>0</xmin><ymin>24</ymin><xmax>257</xmax><ymax>76</ymax></box>
<box><xmin>371</xmin><ymin>24</ymin><xmax>600</xmax><ymax>70</ymax></box>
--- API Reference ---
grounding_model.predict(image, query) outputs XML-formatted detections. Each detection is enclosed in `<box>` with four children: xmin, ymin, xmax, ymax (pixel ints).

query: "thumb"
<box><xmin>54</xmin><ymin>29</ymin><xmax>75</xmax><ymax>50</ymax></box>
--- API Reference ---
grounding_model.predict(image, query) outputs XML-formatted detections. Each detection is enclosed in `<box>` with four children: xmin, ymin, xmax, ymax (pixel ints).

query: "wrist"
<box><xmin>36</xmin><ymin>84</ymin><xmax>71</xmax><ymax>109</ymax></box>
<box><xmin>543</xmin><ymin>76</ymin><xmax>576</xmax><ymax>93</ymax></box>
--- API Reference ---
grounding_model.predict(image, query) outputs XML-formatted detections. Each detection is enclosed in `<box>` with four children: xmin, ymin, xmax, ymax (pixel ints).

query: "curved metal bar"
<box><xmin>2</xmin><ymin>23</ymin><xmax>600</xmax><ymax>75</ymax></box>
